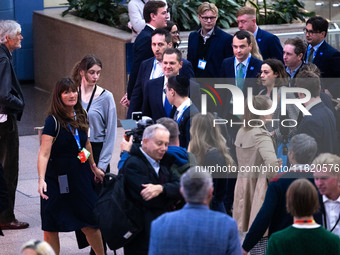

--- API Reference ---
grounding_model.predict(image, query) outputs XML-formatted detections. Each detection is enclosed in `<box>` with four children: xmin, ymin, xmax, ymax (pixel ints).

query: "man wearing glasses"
<box><xmin>187</xmin><ymin>2</ymin><xmax>233</xmax><ymax>78</ymax></box>
<box><xmin>304</xmin><ymin>16</ymin><xmax>340</xmax><ymax>99</ymax></box>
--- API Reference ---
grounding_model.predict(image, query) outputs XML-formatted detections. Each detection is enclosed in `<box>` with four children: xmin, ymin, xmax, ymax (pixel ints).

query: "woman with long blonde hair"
<box><xmin>189</xmin><ymin>113</ymin><xmax>234</xmax><ymax>213</ymax></box>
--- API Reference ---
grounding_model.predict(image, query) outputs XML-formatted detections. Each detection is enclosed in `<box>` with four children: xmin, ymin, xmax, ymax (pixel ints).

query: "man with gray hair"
<box><xmin>0</xmin><ymin>20</ymin><xmax>27</xmax><ymax>230</ymax></box>
<box><xmin>149</xmin><ymin>167</ymin><xmax>241</xmax><ymax>255</ymax></box>
<box><xmin>121</xmin><ymin>124</ymin><xmax>181</xmax><ymax>255</ymax></box>
<box><xmin>313</xmin><ymin>153</ymin><xmax>340</xmax><ymax>237</ymax></box>
<box><xmin>242</xmin><ymin>133</ymin><xmax>322</xmax><ymax>254</ymax></box>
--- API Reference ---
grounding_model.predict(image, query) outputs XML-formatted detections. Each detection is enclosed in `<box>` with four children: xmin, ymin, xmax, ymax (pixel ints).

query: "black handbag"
<box><xmin>94</xmin><ymin>173</ymin><xmax>143</xmax><ymax>250</ymax></box>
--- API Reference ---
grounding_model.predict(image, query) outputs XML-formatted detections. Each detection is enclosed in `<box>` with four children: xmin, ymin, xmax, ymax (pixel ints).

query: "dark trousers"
<box><xmin>0</xmin><ymin>115</ymin><xmax>19</xmax><ymax>223</ymax></box>
<box><xmin>77</xmin><ymin>142</ymin><xmax>110</xmax><ymax>254</ymax></box>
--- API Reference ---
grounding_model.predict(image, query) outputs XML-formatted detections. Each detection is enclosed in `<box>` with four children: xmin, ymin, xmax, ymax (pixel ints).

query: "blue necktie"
<box><xmin>164</xmin><ymin>94</ymin><xmax>172</xmax><ymax>117</ymax></box>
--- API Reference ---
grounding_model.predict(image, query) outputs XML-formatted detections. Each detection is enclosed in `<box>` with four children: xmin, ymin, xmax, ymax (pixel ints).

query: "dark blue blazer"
<box><xmin>187</xmin><ymin>27</ymin><xmax>233</xmax><ymax>78</ymax></box>
<box><xmin>220</xmin><ymin>56</ymin><xmax>262</xmax><ymax>95</ymax></box>
<box><xmin>127</xmin><ymin>25</ymin><xmax>154</xmax><ymax>99</ymax></box>
<box><xmin>127</xmin><ymin>57</ymin><xmax>194</xmax><ymax>118</ymax></box>
<box><xmin>297</xmin><ymin>101</ymin><xmax>337</xmax><ymax>154</ymax></box>
<box><xmin>256</xmin><ymin>27</ymin><xmax>283</xmax><ymax>62</ymax></box>
<box><xmin>305</xmin><ymin>41</ymin><xmax>340</xmax><ymax>98</ymax></box>
<box><xmin>142</xmin><ymin>76</ymin><xmax>176</xmax><ymax>121</ymax></box>
<box><xmin>177</xmin><ymin>103</ymin><xmax>199</xmax><ymax>149</ymax></box>
<box><xmin>242</xmin><ymin>170</ymin><xmax>321</xmax><ymax>252</ymax></box>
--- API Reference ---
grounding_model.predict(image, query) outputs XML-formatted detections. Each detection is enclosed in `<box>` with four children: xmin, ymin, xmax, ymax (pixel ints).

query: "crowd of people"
<box><xmin>1</xmin><ymin>0</ymin><xmax>340</xmax><ymax>254</ymax></box>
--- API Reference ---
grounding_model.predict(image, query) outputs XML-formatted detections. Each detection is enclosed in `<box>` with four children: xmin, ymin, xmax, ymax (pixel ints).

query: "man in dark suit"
<box><xmin>0</xmin><ymin>20</ymin><xmax>28</xmax><ymax>230</ymax></box>
<box><xmin>142</xmin><ymin>48</ymin><xmax>183</xmax><ymax>121</ymax></box>
<box><xmin>283</xmin><ymin>37</ymin><xmax>306</xmax><ymax>86</ymax></box>
<box><xmin>296</xmin><ymin>70</ymin><xmax>337</xmax><ymax>154</ymax></box>
<box><xmin>149</xmin><ymin>167</ymin><xmax>241</xmax><ymax>255</ymax></box>
<box><xmin>127</xmin><ymin>28</ymin><xmax>194</xmax><ymax>118</ymax></box>
<box><xmin>304</xmin><ymin>16</ymin><xmax>340</xmax><ymax>99</ymax></box>
<box><xmin>242</xmin><ymin>134</ymin><xmax>320</xmax><ymax>253</ymax></box>
<box><xmin>220</xmin><ymin>30</ymin><xmax>263</xmax><ymax>114</ymax></box>
<box><xmin>120</xmin><ymin>1</ymin><xmax>169</xmax><ymax>108</ymax></box>
<box><xmin>236</xmin><ymin>6</ymin><xmax>283</xmax><ymax>62</ymax></box>
<box><xmin>166</xmin><ymin>75</ymin><xmax>199</xmax><ymax>149</ymax></box>
<box><xmin>187</xmin><ymin>2</ymin><xmax>233</xmax><ymax>78</ymax></box>
<box><xmin>121</xmin><ymin>124</ymin><xmax>181</xmax><ymax>255</ymax></box>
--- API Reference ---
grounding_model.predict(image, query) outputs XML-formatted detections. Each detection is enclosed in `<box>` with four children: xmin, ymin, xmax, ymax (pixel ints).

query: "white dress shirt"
<box><xmin>323</xmin><ymin>195</ymin><xmax>340</xmax><ymax>237</ymax></box>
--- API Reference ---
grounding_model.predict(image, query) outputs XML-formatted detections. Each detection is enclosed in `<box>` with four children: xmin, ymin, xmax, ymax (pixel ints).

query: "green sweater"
<box><xmin>266</xmin><ymin>225</ymin><xmax>340</xmax><ymax>255</ymax></box>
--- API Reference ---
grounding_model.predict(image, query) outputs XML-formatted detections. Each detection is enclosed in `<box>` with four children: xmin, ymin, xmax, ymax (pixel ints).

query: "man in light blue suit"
<box><xmin>148</xmin><ymin>167</ymin><xmax>242</xmax><ymax>255</ymax></box>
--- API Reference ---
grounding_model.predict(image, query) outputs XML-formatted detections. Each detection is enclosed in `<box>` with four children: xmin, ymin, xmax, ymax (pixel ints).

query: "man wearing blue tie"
<box><xmin>142</xmin><ymin>48</ymin><xmax>182</xmax><ymax>121</ymax></box>
<box><xmin>220</xmin><ymin>30</ymin><xmax>263</xmax><ymax>116</ymax></box>
<box><xmin>304</xmin><ymin>16</ymin><xmax>340</xmax><ymax>99</ymax></box>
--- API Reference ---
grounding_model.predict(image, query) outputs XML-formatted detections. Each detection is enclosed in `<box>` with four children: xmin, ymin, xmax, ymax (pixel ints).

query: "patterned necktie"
<box><xmin>308</xmin><ymin>47</ymin><xmax>314</xmax><ymax>63</ymax></box>
<box><xmin>164</xmin><ymin>94</ymin><xmax>172</xmax><ymax>117</ymax></box>
<box><xmin>236</xmin><ymin>62</ymin><xmax>245</xmax><ymax>91</ymax></box>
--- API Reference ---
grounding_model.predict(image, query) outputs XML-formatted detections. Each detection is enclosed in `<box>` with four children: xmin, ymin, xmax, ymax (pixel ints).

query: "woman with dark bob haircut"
<box><xmin>267</xmin><ymin>178</ymin><xmax>340</xmax><ymax>255</ymax></box>
<box><xmin>37</xmin><ymin>78</ymin><xmax>105</xmax><ymax>254</ymax></box>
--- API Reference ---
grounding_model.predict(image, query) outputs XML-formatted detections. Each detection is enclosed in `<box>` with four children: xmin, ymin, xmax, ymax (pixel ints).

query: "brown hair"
<box><xmin>284</xmin><ymin>37</ymin><xmax>307</xmax><ymax>56</ymax></box>
<box><xmin>71</xmin><ymin>54</ymin><xmax>102</xmax><ymax>87</ymax></box>
<box><xmin>156</xmin><ymin>117</ymin><xmax>179</xmax><ymax>144</ymax></box>
<box><xmin>262</xmin><ymin>58</ymin><xmax>288</xmax><ymax>87</ymax></box>
<box><xmin>236</xmin><ymin>6</ymin><xmax>256</xmax><ymax>17</ymax></box>
<box><xmin>48</xmin><ymin>78</ymin><xmax>88</xmax><ymax>132</ymax></box>
<box><xmin>143</xmin><ymin>1</ymin><xmax>166</xmax><ymax>23</ymax></box>
<box><xmin>286</xmin><ymin>178</ymin><xmax>319</xmax><ymax>217</ymax></box>
<box><xmin>189</xmin><ymin>113</ymin><xmax>234</xmax><ymax>166</ymax></box>
<box><xmin>243</xmin><ymin>95</ymin><xmax>271</xmax><ymax>130</ymax></box>
<box><xmin>295</xmin><ymin>70</ymin><xmax>320</xmax><ymax>97</ymax></box>
<box><xmin>162</xmin><ymin>47</ymin><xmax>182</xmax><ymax>62</ymax></box>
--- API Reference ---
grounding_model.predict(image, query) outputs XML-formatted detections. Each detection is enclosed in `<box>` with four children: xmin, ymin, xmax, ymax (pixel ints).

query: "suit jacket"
<box><xmin>142</xmin><ymin>76</ymin><xmax>176</xmax><ymax>121</ymax></box>
<box><xmin>256</xmin><ymin>27</ymin><xmax>283</xmax><ymax>62</ymax></box>
<box><xmin>242</xmin><ymin>168</ymin><xmax>321</xmax><ymax>252</ymax></box>
<box><xmin>297</xmin><ymin>101</ymin><xmax>337</xmax><ymax>154</ymax></box>
<box><xmin>177</xmin><ymin>103</ymin><xmax>199</xmax><ymax>149</ymax></box>
<box><xmin>305</xmin><ymin>41</ymin><xmax>340</xmax><ymax>98</ymax></box>
<box><xmin>127</xmin><ymin>25</ymin><xmax>154</xmax><ymax>99</ymax></box>
<box><xmin>0</xmin><ymin>44</ymin><xmax>25</xmax><ymax>121</ymax></box>
<box><xmin>121</xmin><ymin>144</ymin><xmax>181</xmax><ymax>253</ymax></box>
<box><xmin>187</xmin><ymin>26</ymin><xmax>233</xmax><ymax>78</ymax></box>
<box><xmin>149</xmin><ymin>203</ymin><xmax>242</xmax><ymax>255</ymax></box>
<box><xmin>127</xmin><ymin>57</ymin><xmax>194</xmax><ymax>118</ymax></box>
<box><xmin>219</xmin><ymin>56</ymin><xmax>262</xmax><ymax>118</ymax></box>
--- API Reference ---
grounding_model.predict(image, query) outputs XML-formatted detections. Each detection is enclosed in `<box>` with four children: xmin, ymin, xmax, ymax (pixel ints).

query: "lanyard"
<box><xmin>176</xmin><ymin>105</ymin><xmax>189</xmax><ymax>123</ymax></box>
<box><xmin>68</xmin><ymin>111</ymin><xmax>82</xmax><ymax>151</ymax></box>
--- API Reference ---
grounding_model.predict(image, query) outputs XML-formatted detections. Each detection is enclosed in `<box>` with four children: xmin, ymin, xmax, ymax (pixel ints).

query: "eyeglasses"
<box><xmin>171</xmin><ymin>31</ymin><xmax>180</xmax><ymax>35</ymax></box>
<box><xmin>303</xmin><ymin>28</ymin><xmax>320</xmax><ymax>35</ymax></box>
<box><xmin>200</xmin><ymin>16</ymin><xmax>217</xmax><ymax>22</ymax></box>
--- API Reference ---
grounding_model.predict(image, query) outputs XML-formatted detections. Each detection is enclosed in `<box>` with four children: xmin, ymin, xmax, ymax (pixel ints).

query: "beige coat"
<box><xmin>233</xmin><ymin>127</ymin><xmax>279</xmax><ymax>233</ymax></box>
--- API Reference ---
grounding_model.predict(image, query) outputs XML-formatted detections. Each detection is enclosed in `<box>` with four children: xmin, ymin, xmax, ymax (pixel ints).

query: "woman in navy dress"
<box><xmin>37</xmin><ymin>78</ymin><xmax>105</xmax><ymax>254</ymax></box>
